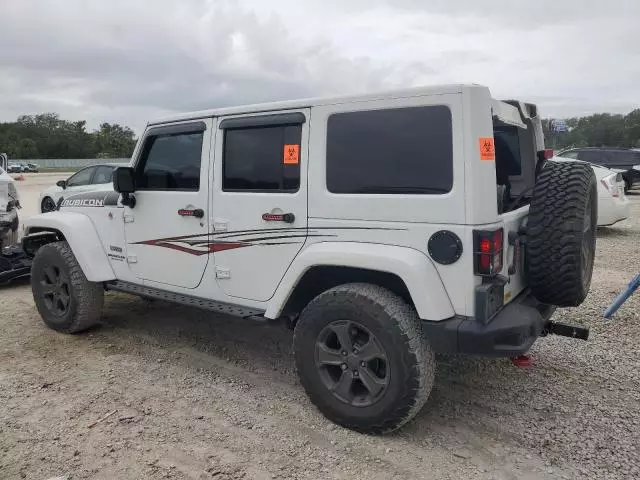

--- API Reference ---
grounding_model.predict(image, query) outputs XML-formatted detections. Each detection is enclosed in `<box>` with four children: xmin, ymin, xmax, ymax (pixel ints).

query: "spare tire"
<box><xmin>527</xmin><ymin>161</ymin><xmax>597</xmax><ymax>307</ymax></box>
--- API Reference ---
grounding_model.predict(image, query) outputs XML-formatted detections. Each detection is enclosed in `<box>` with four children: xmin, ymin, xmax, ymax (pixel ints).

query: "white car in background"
<box><xmin>39</xmin><ymin>163</ymin><xmax>127</xmax><ymax>213</ymax></box>
<box><xmin>0</xmin><ymin>165</ymin><xmax>20</xmax><ymax>246</ymax></box>
<box><xmin>553</xmin><ymin>156</ymin><xmax>630</xmax><ymax>226</ymax></box>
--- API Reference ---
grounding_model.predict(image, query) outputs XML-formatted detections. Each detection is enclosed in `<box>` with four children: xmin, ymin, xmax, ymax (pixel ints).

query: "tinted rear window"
<box><xmin>494</xmin><ymin>126</ymin><xmax>522</xmax><ymax>176</ymax></box>
<box><xmin>326</xmin><ymin>106</ymin><xmax>453</xmax><ymax>194</ymax></box>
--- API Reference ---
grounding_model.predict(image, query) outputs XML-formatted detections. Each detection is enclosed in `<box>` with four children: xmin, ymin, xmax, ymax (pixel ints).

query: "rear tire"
<box><xmin>293</xmin><ymin>283</ymin><xmax>435</xmax><ymax>434</ymax></box>
<box><xmin>527</xmin><ymin>161</ymin><xmax>597</xmax><ymax>307</ymax></box>
<box><xmin>31</xmin><ymin>241</ymin><xmax>104</xmax><ymax>333</ymax></box>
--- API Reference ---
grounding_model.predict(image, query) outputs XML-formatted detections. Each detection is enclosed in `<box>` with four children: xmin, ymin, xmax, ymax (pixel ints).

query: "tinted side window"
<box><xmin>494</xmin><ymin>126</ymin><xmax>522</xmax><ymax>177</ymax></box>
<box><xmin>326</xmin><ymin>106</ymin><xmax>453</xmax><ymax>194</ymax></box>
<box><xmin>577</xmin><ymin>150</ymin><xmax>607</xmax><ymax>164</ymax></box>
<box><xmin>137</xmin><ymin>132</ymin><xmax>203</xmax><ymax>190</ymax></box>
<box><xmin>609</xmin><ymin>151</ymin><xmax>638</xmax><ymax>166</ymax></box>
<box><xmin>223</xmin><ymin>125</ymin><xmax>301</xmax><ymax>191</ymax></box>
<box><xmin>67</xmin><ymin>167</ymin><xmax>95</xmax><ymax>187</ymax></box>
<box><xmin>92</xmin><ymin>166</ymin><xmax>114</xmax><ymax>184</ymax></box>
<box><xmin>560</xmin><ymin>150</ymin><xmax>579</xmax><ymax>159</ymax></box>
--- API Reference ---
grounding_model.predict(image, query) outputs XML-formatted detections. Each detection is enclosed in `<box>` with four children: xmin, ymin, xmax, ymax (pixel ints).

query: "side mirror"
<box><xmin>113</xmin><ymin>167</ymin><xmax>135</xmax><ymax>194</ymax></box>
<box><xmin>56</xmin><ymin>180</ymin><xmax>67</xmax><ymax>189</ymax></box>
<box><xmin>113</xmin><ymin>167</ymin><xmax>136</xmax><ymax>208</ymax></box>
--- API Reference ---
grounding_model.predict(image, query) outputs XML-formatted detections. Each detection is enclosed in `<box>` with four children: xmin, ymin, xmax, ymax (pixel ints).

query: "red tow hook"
<box><xmin>510</xmin><ymin>355</ymin><xmax>532</xmax><ymax>368</ymax></box>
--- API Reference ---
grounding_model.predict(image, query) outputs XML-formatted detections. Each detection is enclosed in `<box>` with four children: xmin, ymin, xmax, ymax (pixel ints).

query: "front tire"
<box><xmin>31</xmin><ymin>241</ymin><xmax>104</xmax><ymax>333</ymax></box>
<box><xmin>293</xmin><ymin>283</ymin><xmax>435</xmax><ymax>434</ymax></box>
<box><xmin>41</xmin><ymin>196</ymin><xmax>57</xmax><ymax>213</ymax></box>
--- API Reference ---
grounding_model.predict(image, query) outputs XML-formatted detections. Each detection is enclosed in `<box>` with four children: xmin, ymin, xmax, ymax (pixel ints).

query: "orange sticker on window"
<box><xmin>479</xmin><ymin>138</ymin><xmax>495</xmax><ymax>161</ymax></box>
<box><xmin>283</xmin><ymin>144</ymin><xmax>300</xmax><ymax>165</ymax></box>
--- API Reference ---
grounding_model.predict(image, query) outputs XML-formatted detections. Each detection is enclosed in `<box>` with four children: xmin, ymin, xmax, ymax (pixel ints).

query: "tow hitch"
<box><xmin>509</xmin><ymin>321</ymin><xmax>589</xmax><ymax>368</ymax></box>
<box><xmin>542</xmin><ymin>320</ymin><xmax>589</xmax><ymax>341</ymax></box>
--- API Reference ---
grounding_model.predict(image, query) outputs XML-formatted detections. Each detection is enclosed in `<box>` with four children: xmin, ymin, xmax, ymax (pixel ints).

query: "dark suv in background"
<box><xmin>558</xmin><ymin>147</ymin><xmax>640</xmax><ymax>192</ymax></box>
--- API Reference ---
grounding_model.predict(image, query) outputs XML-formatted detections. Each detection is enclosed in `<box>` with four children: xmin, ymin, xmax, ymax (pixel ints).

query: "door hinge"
<box><xmin>215</xmin><ymin>267</ymin><xmax>231</xmax><ymax>279</ymax></box>
<box><xmin>127</xmin><ymin>254</ymin><xmax>138</xmax><ymax>264</ymax></box>
<box><xmin>124</xmin><ymin>214</ymin><xmax>134</xmax><ymax>223</ymax></box>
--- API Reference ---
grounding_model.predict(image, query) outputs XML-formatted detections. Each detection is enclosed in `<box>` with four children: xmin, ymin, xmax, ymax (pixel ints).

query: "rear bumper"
<box><xmin>422</xmin><ymin>289</ymin><xmax>555</xmax><ymax>357</ymax></box>
<box><xmin>597</xmin><ymin>195</ymin><xmax>630</xmax><ymax>226</ymax></box>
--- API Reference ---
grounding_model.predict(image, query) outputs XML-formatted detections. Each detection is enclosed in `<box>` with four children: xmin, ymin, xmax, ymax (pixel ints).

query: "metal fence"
<box><xmin>11</xmin><ymin>158</ymin><xmax>130</xmax><ymax>169</ymax></box>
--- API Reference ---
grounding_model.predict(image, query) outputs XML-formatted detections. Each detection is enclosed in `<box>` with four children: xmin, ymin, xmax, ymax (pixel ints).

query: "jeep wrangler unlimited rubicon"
<box><xmin>22</xmin><ymin>84</ymin><xmax>596</xmax><ymax>433</ymax></box>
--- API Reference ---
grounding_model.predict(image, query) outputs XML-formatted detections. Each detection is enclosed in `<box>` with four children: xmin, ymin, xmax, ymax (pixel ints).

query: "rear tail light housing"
<box><xmin>600</xmin><ymin>173</ymin><xmax>620</xmax><ymax>198</ymax></box>
<box><xmin>474</xmin><ymin>228</ymin><xmax>504</xmax><ymax>276</ymax></box>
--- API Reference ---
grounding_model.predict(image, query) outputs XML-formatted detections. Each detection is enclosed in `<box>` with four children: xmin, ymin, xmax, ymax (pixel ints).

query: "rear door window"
<box><xmin>560</xmin><ymin>150</ymin><xmax>579</xmax><ymax>159</ymax></box>
<box><xmin>67</xmin><ymin>167</ymin><xmax>95</xmax><ymax>187</ymax></box>
<box><xmin>577</xmin><ymin>150</ymin><xmax>608</xmax><ymax>165</ymax></box>
<box><xmin>92</xmin><ymin>166</ymin><xmax>115</xmax><ymax>184</ymax></box>
<box><xmin>223</xmin><ymin>124</ymin><xmax>301</xmax><ymax>192</ymax></box>
<box><xmin>326</xmin><ymin>106</ymin><xmax>453</xmax><ymax>194</ymax></box>
<box><xmin>608</xmin><ymin>150</ymin><xmax>639</xmax><ymax>166</ymax></box>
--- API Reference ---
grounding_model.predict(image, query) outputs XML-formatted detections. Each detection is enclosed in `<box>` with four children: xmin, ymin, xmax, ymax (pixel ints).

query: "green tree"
<box><xmin>17</xmin><ymin>138</ymin><xmax>38</xmax><ymax>158</ymax></box>
<box><xmin>94</xmin><ymin>123</ymin><xmax>137</xmax><ymax>158</ymax></box>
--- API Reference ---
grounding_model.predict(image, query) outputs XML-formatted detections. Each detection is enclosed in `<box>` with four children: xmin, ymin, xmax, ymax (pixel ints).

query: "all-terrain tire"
<box><xmin>527</xmin><ymin>161</ymin><xmax>597</xmax><ymax>307</ymax></box>
<box><xmin>293</xmin><ymin>283</ymin><xmax>435</xmax><ymax>434</ymax></box>
<box><xmin>31</xmin><ymin>241</ymin><xmax>104</xmax><ymax>333</ymax></box>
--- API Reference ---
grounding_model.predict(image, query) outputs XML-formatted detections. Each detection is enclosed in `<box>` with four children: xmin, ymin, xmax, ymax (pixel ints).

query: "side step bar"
<box><xmin>105</xmin><ymin>280</ymin><xmax>265</xmax><ymax>318</ymax></box>
<box><xmin>543</xmin><ymin>320</ymin><xmax>589</xmax><ymax>341</ymax></box>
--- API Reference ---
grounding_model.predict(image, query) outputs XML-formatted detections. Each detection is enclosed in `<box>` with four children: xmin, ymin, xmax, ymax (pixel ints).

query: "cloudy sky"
<box><xmin>1</xmin><ymin>0</ymin><xmax>638</xmax><ymax>132</ymax></box>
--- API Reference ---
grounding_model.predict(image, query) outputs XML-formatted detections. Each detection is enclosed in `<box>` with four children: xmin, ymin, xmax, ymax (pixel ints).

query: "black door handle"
<box><xmin>262</xmin><ymin>212</ymin><xmax>295</xmax><ymax>223</ymax></box>
<box><xmin>178</xmin><ymin>208</ymin><xmax>204</xmax><ymax>218</ymax></box>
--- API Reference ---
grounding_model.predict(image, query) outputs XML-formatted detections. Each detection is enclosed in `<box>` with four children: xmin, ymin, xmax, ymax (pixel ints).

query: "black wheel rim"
<box><xmin>40</xmin><ymin>265</ymin><xmax>71</xmax><ymax>316</ymax></box>
<box><xmin>42</xmin><ymin>197</ymin><xmax>57</xmax><ymax>212</ymax></box>
<box><xmin>315</xmin><ymin>320</ymin><xmax>389</xmax><ymax>407</ymax></box>
<box><xmin>581</xmin><ymin>200</ymin><xmax>594</xmax><ymax>284</ymax></box>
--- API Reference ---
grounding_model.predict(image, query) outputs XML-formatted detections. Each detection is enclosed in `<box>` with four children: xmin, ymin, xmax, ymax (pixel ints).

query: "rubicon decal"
<box><xmin>60</xmin><ymin>191</ymin><xmax>121</xmax><ymax>208</ymax></box>
<box><xmin>61</xmin><ymin>198</ymin><xmax>104</xmax><ymax>208</ymax></box>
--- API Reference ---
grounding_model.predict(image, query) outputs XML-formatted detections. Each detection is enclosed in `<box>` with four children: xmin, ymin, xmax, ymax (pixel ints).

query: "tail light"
<box><xmin>544</xmin><ymin>148</ymin><xmax>554</xmax><ymax>159</ymax></box>
<box><xmin>474</xmin><ymin>228</ymin><xmax>504</xmax><ymax>276</ymax></box>
<box><xmin>600</xmin><ymin>173</ymin><xmax>620</xmax><ymax>198</ymax></box>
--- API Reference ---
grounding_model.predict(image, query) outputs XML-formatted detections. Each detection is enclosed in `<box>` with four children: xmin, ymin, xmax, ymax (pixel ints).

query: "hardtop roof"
<box><xmin>148</xmin><ymin>83</ymin><xmax>482</xmax><ymax>126</ymax></box>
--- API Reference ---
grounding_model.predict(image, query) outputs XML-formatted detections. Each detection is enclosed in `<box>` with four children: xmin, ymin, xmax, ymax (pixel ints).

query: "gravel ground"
<box><xmin>0</xmin><ymin>188</ymin><xmax>638</xmax><ymax>480</ymax></box>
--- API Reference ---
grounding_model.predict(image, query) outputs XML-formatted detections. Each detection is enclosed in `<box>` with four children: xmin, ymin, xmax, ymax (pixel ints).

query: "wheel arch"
<box><xmin>23</xmin><ymin>212</ymin><xmax>115</xmax><ymax>282</ymax></box>
<box><xmin>265</xmin><ymin>242</ymin><xmax>455</xmax><ymax>322</ymax></box>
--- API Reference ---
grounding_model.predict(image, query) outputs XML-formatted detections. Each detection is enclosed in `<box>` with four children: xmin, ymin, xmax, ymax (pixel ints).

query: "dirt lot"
<box><xmin>1</xmin><ymin>177</ymin><xmax>639</xmax><ymax>480</ymax></box>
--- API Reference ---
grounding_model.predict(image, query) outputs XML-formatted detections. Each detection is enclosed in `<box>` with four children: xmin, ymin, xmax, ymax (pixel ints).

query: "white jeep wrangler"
<box><xmin>23</xmin><ymin>84</ymin><xmax>597</xmax><ymax>433</ymax></box>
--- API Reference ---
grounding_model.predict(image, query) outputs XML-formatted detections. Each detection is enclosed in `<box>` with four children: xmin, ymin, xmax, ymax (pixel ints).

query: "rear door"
<box><xmin>211</xmin><ymin>110</ymin><xmax>309</xmax><ymax>302</ymax></box>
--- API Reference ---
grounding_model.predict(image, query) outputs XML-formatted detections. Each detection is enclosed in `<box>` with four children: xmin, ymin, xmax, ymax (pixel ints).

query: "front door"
<box><xmin>124</xmin><ymin>120</ymin><xmax>212</xmax><ymax>289</ymax></box>
<box><xmin>211</xmin><ymin>110</ymin><xmax>310</xmax><ymax>302</ymax></box>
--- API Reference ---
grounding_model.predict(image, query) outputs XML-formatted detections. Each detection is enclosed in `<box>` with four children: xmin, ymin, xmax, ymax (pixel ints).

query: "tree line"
<box><xmin>0</xmin><ymin>113</ymin><xmax>137</xmax><ymax>159</ymax></box>
<box><xmin>1</xmin><ymin>109</ymin><xmax>639</xmax><ymax>160</ymax></box>
<box><xmin>543</xmin><ymin>109</ymin><xmax>640</xmax><ymax>150</ymax></box>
